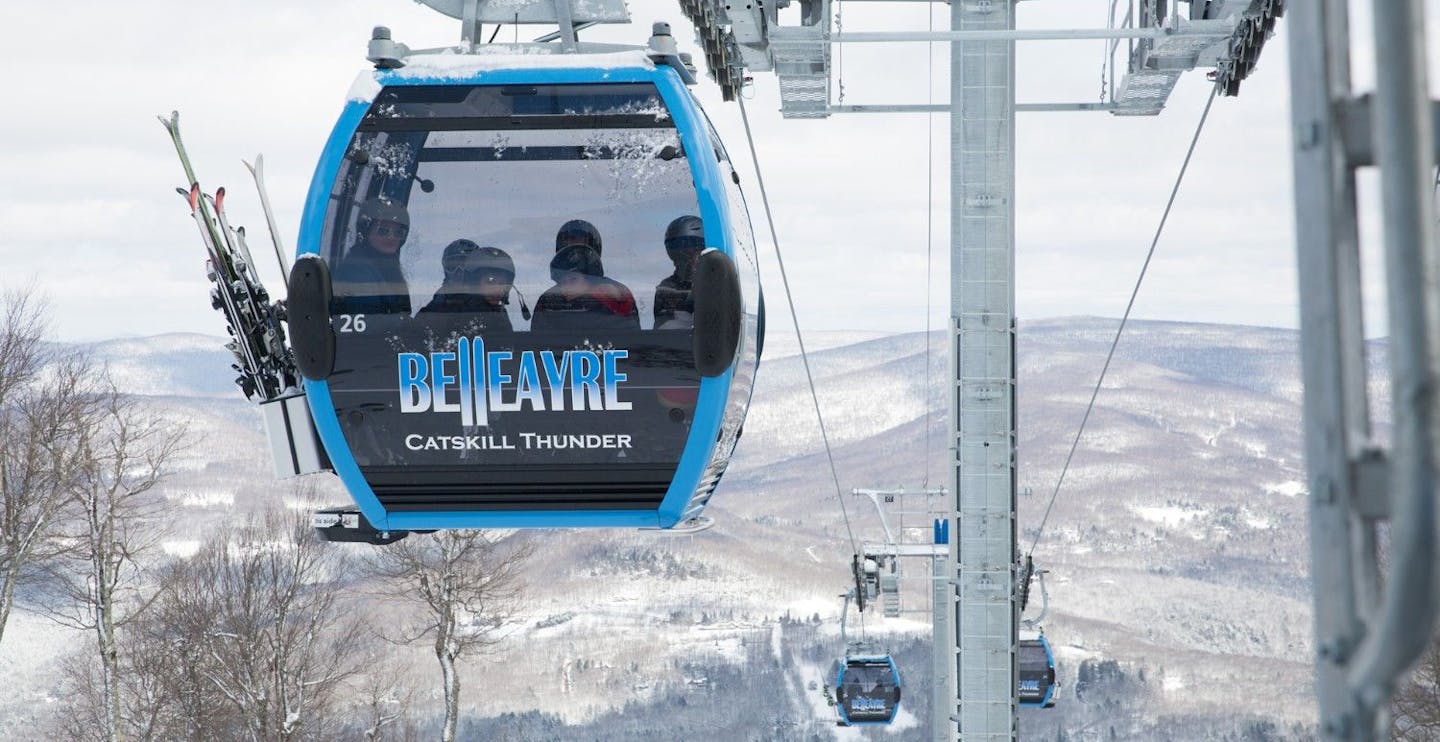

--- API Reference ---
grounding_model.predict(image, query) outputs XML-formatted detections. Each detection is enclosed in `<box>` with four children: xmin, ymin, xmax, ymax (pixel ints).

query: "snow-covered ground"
<box><xmin>0</xmin><ymin>609</ymin><xmax>88</xmax><ymax>739</ymax></box>
<box><xmin>0</xmin><ymin>319</ymin><xmax>1343</xmax><ymax>738</ymax></box>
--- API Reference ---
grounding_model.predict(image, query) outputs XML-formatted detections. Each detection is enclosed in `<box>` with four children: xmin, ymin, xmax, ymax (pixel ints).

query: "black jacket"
<box><xmin>531</xmin><ymin>277</ymin><xmax>640</xmax><ymax>333</ymax></box>
<box><xmin>652</xmin><ymin>274</ymin><xmax>694</xmax><ymax>328</ymax></box>
<box><xmin>418</xmin><ymin>291</ymin><xmax>515</xmax><ymax>335</ymax></box>
<box><xmin>332</xmin><ymin>242</ymin><xmax>411</xmax><ymax>315</ymax></box>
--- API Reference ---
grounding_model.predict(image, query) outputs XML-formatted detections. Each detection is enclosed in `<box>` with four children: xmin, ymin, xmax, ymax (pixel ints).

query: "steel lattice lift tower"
<box><xmin>680</xmin><ymin>0</ymin><xmax>1282</xmax><ymax>738</ymax></box>
<box><xmin>1287</xmin><ymin>1</ymin><xmax>1439</xmax><ymax>739</ymax></box>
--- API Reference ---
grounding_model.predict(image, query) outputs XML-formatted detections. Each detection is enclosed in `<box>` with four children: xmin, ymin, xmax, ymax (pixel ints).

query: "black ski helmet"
<box><xmin>471</xmin><ymin>246</ymin><xmax>516</xmax><ymax>278</ymax></box>
<box><xmin>664</xmin><ymin>215</ymin><xmax>705</xmax><ymax>251</ymax></box>
<box><xmin>357</xmin><ymin>198</ymin><xmax>410</xmax><ymax>235</ymax></box>
<box><xmin>555</xmin><ymin>219</ymin><xmax>602</xmax><ymax>254</ymax></box>
<box><xmin>441</xmin><ymin>239</ymin><xmax>480</xmax><ymax>274</ymax></box>
<box><xmin>443</xmin><ymin>240</ymin><xmax>515</xmax><ymax>280</ymax></box>
<box><xmin>550</xmin><ymin>244</ymin><xmax>605</xmax><ymax>283</ymax></box>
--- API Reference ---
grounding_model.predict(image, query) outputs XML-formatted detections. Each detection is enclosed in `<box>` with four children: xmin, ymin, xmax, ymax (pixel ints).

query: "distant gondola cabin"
<box><xmin>1018</xmin><ymin>635</ymin><xmax>1057</xmax><ymax>708</ymax></box>
<box><xmin>834</xmin><ymin>655</ymin><xmax>901</xmax><ymax>725</ymax></box>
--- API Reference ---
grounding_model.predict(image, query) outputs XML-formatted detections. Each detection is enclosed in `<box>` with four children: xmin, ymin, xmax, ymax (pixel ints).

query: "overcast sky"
<box><xmin>3</xmin><ymin>1</ymin><xmax>1436</xmax><ymax>342</ymax></box>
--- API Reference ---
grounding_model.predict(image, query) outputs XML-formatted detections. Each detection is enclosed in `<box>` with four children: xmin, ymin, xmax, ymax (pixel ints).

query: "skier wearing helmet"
<box><xmin>531</xmin><ymin>219</ymin><xmax>640</xmax><ymax>332</ymax></box>
<box><xmin>419</xmin><ymin>239</ymin><xmax>522</xmax><ymax>334</ymax></box>
<box><xmin>333</xmin><ymin>198</ymin><xmax>413</xmax><ymax>315</ymax></box>
<box><xmin>653</xmin><ymin>215</ymin><xmax>705</xmax><ymax>329</ymax></box>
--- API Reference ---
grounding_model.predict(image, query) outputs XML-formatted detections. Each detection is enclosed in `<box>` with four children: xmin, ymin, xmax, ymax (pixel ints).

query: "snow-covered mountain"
<box><xmin>88</xmin><ymin>332</ymin><xmax>244</xmax><ymax>399</ymax></box>
<box><xmin>0</xmin><ymin>318</ymin><xmax>1344</xmax><ymax>739</ymax></box>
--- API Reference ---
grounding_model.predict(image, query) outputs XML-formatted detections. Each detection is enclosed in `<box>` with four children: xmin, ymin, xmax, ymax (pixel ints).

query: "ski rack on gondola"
<box><xmin>159</xmin><ymin>112</ymin><xmax>328</xmax><ymax>480</ymax></box>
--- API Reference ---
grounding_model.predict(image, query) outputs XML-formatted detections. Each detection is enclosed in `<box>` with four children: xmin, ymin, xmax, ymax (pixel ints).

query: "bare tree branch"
<box><xmin>0</xmin><ymin>287</ymin><xmax>99</xmax><ymax>646</ymax></box>
<box><xmin>129</xmin><ymin>499</ymin><xmax>370</xmax><ymax>740</ymax></box>
<box><xmin>365</xmin><ymin>531</ymin><xmax>531</xmax><ymax>742</ymax></box>
<box><xmin>37</xmin><ymin>382</ymin><xmax>188</xmax><ymax>742</ymax></box>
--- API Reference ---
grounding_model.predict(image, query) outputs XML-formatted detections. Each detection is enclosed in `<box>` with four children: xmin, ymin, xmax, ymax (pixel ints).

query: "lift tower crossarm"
<box><xmin>861</xmin><ymin>543</ymin><xmax>948</xmax><ymax>559</ymax></box>
<box><xmin>409</xmin><ymin>0</ymin><xmax>633</xmax><ymax>53</ymax></box>
<box><xmin>774</xmin><ymin>20</ymin><xmax>1236</xmax><ymax>44</ymax></box>
<box><xmin>680</xmin><ymin>0</ymin><xmax>1281</xmax><ymax>117</ymax></box>
<box><xmin>831</xmin><ymin>103</ymin><xmax>1118</xmax><ymax>113</ymax></box>
<box><xmin>851</xmin><ymin>486</ymin><xmax>944</xmax><ymax>546</ymax></box>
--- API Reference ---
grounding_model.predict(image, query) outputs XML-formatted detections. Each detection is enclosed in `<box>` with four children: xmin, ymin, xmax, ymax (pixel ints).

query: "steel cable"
<box><xmin>735</xmin><ymin>95</ymin><xmax>860</xmax><ymax>561</ymax></box>
<box><xmin>736</xmin><ymin>93</ymin><xmax>869</xmax><ymax>639</ymax></box>
<box><xmin>1028</xmin><ymin>87</ymin><xmax>1219</xmax><ymax>557</ymax></box>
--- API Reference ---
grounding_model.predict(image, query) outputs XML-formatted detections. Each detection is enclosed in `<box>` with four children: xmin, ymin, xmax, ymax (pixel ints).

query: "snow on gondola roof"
<box><xmin>347</xmin><ymin>48</ymin><xmax>658</xmax><ymax>101</ymax></box>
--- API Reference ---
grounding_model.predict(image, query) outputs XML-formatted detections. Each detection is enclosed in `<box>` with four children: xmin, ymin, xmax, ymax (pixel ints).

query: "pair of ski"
<box><xmin>158</xmin><ymin>111</ymin><xmax>299</xmax><ymax>403</ymax></box>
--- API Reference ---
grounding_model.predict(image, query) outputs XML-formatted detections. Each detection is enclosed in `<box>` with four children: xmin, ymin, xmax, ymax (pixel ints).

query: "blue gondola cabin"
<box><xmin>286</xmin><ymin>48</ymin><xmax>761</xmax><ymax>532</ymax></box>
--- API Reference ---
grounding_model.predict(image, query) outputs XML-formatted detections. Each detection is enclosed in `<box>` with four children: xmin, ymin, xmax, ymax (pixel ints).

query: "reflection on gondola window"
<box><xmin>322</xmin><ymin>84</ymin><xmax>702</xmax><ymax>332</ymax></box>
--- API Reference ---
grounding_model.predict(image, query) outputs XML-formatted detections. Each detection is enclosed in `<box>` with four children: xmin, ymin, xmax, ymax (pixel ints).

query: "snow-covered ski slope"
<box><xmin>0</xmin><ymin>318</ymin><xmax>1341</xmax><ymax>739</ymax></box>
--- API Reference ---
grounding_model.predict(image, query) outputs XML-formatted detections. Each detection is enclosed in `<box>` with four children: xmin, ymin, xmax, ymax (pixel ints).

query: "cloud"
<box><xmin>3</xmin><ymin>1</ymin><xmax>1430</xmax><ymax>341</ymax></box>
